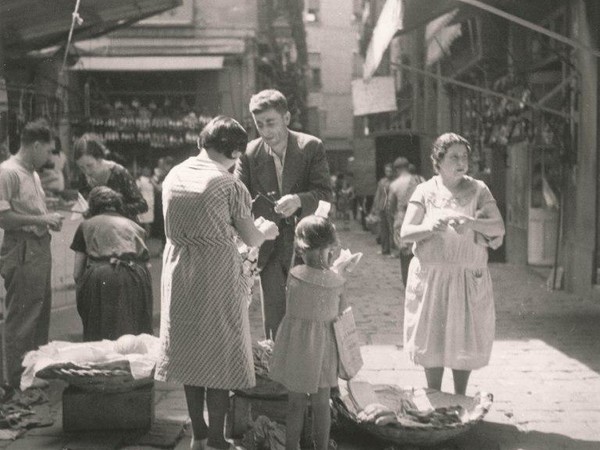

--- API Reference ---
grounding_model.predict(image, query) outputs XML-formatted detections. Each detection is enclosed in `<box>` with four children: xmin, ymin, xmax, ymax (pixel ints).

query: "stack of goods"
<box><xmin>228</xmin><ymin>341</ymin><xmax>312</xmax><ymax>447</ymax></box>
<box><xmin>85</xmin><ymin>99</ymin><xmax>212</xmax><ymax>149</ymax></box>
<box><xmin>0</xmin><ymin>387</ymin><xmax>53</xmax><ymax>440</ymax></box>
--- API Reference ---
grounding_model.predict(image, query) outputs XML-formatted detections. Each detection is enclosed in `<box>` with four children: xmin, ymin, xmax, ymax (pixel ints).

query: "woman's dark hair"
<box><xmin>73</xmin><ymin>133</ymin><xmax>109</xmax><ymax>161</ymax></box>
<box><xmin>431</xmin><ymin>132</ymin><xmax>471</xmax><ymax>173</ymax></box>
<box><xmin>198</xmin><ymin>115</ymin><xmax>248</xmax><ymax>159</ymax></box>
<box><xmin>294</xmin><ymin>215</ymin><xmax>338</xmax><ymax>254</ymax></box>
<box><xmin>86</xmin><ymin>186</ymin><xmax>124</xmax><ymax>217</ymax></box>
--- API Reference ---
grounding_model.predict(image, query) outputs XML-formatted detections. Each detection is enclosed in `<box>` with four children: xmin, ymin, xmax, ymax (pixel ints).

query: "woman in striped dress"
<box><xmin>155</xmin><ymin>116</ymin><xmax>279</xmax><ymax>450</ymax></box>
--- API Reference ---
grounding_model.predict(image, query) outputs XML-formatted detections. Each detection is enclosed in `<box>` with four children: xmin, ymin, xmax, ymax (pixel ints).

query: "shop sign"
<box><xmin>352</xmin><ymin>76</ymin><xmax>397</xmax><ymax>116</ymax></box>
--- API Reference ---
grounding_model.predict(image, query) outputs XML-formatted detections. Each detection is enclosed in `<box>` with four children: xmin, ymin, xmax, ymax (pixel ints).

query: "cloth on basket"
<box><xmin>20</xmin><ymin>334</ymin><xmax>160</xmax><ymax>390</ymax></box>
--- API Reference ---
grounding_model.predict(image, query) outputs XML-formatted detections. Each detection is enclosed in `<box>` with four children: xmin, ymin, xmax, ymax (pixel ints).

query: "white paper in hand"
<box><xmin>314</xmin><ymin>200</ymin><xmax>331</xmax><ymax>218</ymax></box>
<box><xmin>332</xmin><ymin>249</ymin><xmax>363</xmax><ymax>274</ymax></box>
<box><xmin>70</xmin><ymin>193</ymin><xmax>89</xmax><ymax>220</ymax></box>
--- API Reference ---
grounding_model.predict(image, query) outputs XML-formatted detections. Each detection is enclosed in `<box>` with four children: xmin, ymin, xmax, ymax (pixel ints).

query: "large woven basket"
<box><xmin>332</xmin><ymin>381</ymin><xmax>492</xmax><ymax>447</ymax></box>
<box><xmin>36</xmin><ymin>359</ymin><xmax>154</xmax><ymax>393</ymax></box>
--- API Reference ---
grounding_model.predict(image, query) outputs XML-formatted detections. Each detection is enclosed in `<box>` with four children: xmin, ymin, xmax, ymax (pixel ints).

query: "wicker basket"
<box><xmin>332</xmin><ymin>382</ymin><xmax>493</xmax><ymax>447</ymax></box>
<box><xmin>36</xmin><ymin>359</ymin><xmax>154</xmax><ymax>393</ymax></box>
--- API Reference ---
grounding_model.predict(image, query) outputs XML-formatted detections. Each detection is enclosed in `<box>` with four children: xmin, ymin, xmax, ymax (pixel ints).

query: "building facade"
<box><xmin>65</xmin><ymin>0</ymin><xmax>259</xmax><ymax>168</ymax></box>
<box><xmin>302</xmin><ymin>0</ymin><xmax>358</xmax><ymax>175</ymax></box>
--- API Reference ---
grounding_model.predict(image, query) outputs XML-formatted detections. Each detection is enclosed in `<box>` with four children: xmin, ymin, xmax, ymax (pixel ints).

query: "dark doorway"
<box><xmin>374</xmin><ymin>134</ymin><xmax>420</xmax><ymax>180</ymax></box>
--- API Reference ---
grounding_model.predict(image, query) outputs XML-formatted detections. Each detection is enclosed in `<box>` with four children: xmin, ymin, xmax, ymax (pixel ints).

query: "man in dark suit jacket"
<box><xmin>235</xmin><ymin>89</ymin><xmax>331</xmax><ymax>339</ymax></box>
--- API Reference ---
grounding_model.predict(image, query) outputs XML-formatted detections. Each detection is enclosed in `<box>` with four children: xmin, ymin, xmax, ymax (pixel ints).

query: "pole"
<box><xmin>391</xmin><ymin>61</ymin><xmax>574</xmax><ymax>120</ymax></box>
<box><xmin>61</xmin><ymin>0</ymin><xmax>83</xmax><ymax>74</ymax></box>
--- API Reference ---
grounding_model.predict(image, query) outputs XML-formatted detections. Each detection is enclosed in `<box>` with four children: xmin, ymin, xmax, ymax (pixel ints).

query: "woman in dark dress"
<box><xmin>74</xmin><ymin>134</ymin><xmax>147</xmax><ymax>221</ymax></box>
<box><xmin>71</xmin><ymin>186</ymin><xmax>153</xmax><ymax>341</ymax></box>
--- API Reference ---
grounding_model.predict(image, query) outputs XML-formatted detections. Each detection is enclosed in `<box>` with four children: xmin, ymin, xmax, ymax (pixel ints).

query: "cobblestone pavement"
<box><xmin>2</xmin><ymin>219</ymin><xmax>600</xmax><ymax>449</ymax></box>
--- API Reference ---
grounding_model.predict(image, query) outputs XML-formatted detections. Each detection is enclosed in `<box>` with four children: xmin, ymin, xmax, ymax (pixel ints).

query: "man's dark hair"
<box><xmin>20</xmin><ymin>119</ymin><xmax>53</xmax><ymax>147</ymax></box>
<box><xmin>393</xmin><ymin>156</ymin><xmax>409</xmax><ymax>171</ymax></box>
<box><xmin>249</xmin><ymin>89</ymin><xmax>288</xmax><ymax>115</ymax></box>
<box><xmin>198</xmin><ymin>115</ymin><xmax>248</xmax><ymax>159</ymax></box>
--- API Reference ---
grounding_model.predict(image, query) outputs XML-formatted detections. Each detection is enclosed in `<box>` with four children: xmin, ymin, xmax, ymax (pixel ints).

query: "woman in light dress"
<box><xmin>401</xmin><ymin>133</ymin><xmax>505</xmax><ymax>395</ymax></box>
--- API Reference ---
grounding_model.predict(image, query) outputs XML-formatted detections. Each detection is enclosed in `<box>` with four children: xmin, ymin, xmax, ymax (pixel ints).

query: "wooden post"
<box><xmin>568</xmin><ymin>0</ymin><xmax>597</xmax><ymax>295</ymax></box>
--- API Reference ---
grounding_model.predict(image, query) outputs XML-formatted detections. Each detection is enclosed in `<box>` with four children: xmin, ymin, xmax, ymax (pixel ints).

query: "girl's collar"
<box><xmin>290</xmin><ymin>265</ymin><xmax>345</xmax><ymax>287</ymax></box>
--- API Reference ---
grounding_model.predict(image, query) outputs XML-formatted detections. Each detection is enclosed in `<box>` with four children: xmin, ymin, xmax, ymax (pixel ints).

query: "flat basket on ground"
<box><xmin>332</xmin><ymin>381</ymin><xmax>493</xmax><ymax>447</ymax></box>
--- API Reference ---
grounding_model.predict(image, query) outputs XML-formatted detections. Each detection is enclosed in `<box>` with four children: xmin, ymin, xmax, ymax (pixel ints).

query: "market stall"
<box><xmin>71</xmin><ymin>70</ymin><xmax>216</xmax><ymax>172</ymax></box>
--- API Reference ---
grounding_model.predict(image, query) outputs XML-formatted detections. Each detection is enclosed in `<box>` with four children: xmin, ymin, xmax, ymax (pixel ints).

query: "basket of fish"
<box><xmin>332</xmin><ymin>380</ymin><xmax>493</xmax><ymax>447</ymax></box>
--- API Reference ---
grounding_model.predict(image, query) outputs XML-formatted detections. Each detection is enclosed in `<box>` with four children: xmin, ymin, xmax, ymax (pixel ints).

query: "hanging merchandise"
<box><xmin>83</xmin><ymin>99</ymin><xmax>211</xmax><ymax>150</ymax></box>
<box><xmin>541</xmin><ymin>174</ymin><xmax>559</xmax><ymax>209</ymax></box>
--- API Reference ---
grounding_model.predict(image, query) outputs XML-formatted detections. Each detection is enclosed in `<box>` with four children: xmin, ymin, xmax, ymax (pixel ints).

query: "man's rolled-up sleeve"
<box><xmin>0</xmin><ymin>169</ymin><xmax>17</xmax><ymax>212</ymax></box>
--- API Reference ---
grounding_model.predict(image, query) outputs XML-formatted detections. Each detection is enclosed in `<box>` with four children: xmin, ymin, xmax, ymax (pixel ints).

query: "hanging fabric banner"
<box><xmin>363</xmin><ymin>0</ymin><xmax>403</xmax><ymax>80</ymax></box>
<box><xmin>426</xmin><ymin>9</ymin><xmax>462</xmax><ymax>66</ymax></box>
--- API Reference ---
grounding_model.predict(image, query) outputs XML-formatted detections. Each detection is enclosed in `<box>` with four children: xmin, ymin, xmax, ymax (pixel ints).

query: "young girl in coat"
<box><xmin>269</xmin><ymin>214</ymin><xmax>346</xmax><ymax>450</ymax></box>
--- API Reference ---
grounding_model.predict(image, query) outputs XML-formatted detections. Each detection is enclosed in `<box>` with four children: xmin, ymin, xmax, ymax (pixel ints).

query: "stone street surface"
<box><xmin>2</xmin><ymin>219</ymin><xmax>600</xmax><ymax>449</ymax></box>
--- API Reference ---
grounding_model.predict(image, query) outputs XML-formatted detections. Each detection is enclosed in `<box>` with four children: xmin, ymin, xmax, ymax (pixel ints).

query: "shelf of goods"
<box><xmin>80</xmin><ymin>113</ymin><xmax>212</xmax><ymax>149</ymax></box>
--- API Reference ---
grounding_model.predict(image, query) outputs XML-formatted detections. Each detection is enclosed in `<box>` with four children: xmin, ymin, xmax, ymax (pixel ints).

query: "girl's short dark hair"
<box><xmin>431</xmin><ymin>132</ymin><xmax>471</xmax><ymax>173</ymax></box>
<box><xmin>198</xmin><ymin>116</ymin><xmax>248</xmax><ymax>159</ymax></box>
<box><xmin>74</xmin><ymin>133</ymin><xmax>109</xmax><ymax>161</ymax></box>
<box><xmin>294</xmin><ymin>215</ymin><xmax>338</xmax><ymax>254</ymax></box>
<box><xmin>86</xmin><ymin>186</ymin><xmax>124</xmax><ymax>217</ymax></box>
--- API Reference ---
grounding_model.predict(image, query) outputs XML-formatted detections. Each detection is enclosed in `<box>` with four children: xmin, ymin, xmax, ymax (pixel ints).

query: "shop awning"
<box><xmin>0</xmin><ymin>0</ymin><xmax>181</xmax><ymax>54</ymax></box>
<box><xmin>69</xmin><ymin>56</ymin><xmax>225</xmax><ymax>71</ymax></box>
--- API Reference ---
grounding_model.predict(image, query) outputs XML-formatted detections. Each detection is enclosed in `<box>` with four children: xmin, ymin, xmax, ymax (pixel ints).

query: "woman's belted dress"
<box><xmin>154</xmin><ymin>156</ymin><xmax>255</xmax><ymax>390</ymax></box>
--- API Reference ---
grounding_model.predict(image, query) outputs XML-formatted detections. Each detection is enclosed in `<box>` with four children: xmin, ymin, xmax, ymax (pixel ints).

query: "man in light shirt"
<box><xmin>235</xmin><ymin>89</ymin><xmax>331</xmax><ymax>339</ymax></box>
<box><xmin>0</xmin><ymin>120</ymin><xmax>64</xmax><ymax>388</ymax></box>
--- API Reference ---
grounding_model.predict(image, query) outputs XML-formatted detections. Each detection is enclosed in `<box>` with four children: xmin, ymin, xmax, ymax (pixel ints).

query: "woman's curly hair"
<box><xmin>86</xmin><ymin>186</ymin><xmax>124</xmax><ymax>218</ymax></box>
